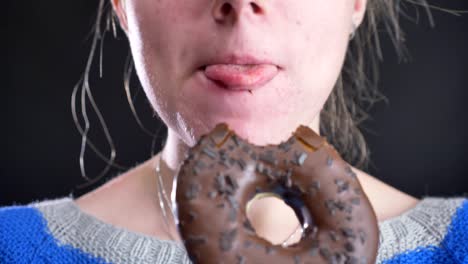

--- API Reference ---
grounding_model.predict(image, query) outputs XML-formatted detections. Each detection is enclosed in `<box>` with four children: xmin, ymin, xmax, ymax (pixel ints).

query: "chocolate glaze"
<box><xmin>172</xmin><ymin>123</ymin><xmax>379</xmax><ymax>264</ymax></box>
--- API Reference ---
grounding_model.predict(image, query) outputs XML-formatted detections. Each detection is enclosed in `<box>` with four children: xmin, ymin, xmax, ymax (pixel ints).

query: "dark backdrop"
<box><xmin>3</xmin><ymin>1</ymin><xmax>468</xmax><ymax>206</ymax></box>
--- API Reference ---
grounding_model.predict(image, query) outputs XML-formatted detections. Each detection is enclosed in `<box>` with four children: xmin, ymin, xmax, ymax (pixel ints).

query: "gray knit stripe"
<box><xmin>376</xmin><ymin>197</ymin><xmax>465</xmax><ymax>263</ymax></box>
<box><xmin>32</xmin><ymin>196</ymin><xmax>191</xmax><ymax>264</ymax></box>
<box><xmin>30</xmin><ymin>196</ymin><xmax>465</xmax><ymax>264</ymax></box>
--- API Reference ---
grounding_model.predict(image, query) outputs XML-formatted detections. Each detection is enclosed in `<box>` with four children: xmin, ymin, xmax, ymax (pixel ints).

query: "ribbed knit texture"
<box><xmin>1</xmin><ymin>196</ymin><xmax>467</xmax><ymax>264</ymax></box>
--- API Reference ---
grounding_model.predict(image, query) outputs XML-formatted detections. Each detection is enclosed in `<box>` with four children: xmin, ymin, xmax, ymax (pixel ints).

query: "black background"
<box><xmin>3</xmin><ymin>1</ymin><xmax>468</xmax><ymax>206</ymax></box>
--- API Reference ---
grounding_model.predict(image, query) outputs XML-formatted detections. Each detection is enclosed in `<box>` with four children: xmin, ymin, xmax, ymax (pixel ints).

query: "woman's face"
<box><xmin>113</xmin><ymin>0</ymin><xmax>366</xmax><ymax>146</ymax></box>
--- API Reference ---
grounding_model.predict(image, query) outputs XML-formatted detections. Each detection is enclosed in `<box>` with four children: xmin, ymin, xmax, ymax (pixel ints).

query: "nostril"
<box><xmin>250</xmin><ymin>3</ymin><xmax>262</xmax><ymax>14</ymax></box>
<box><xmin>220</xmin><ymin>3</ymin><xmax>232</xmax><ymax>16</ymax></box>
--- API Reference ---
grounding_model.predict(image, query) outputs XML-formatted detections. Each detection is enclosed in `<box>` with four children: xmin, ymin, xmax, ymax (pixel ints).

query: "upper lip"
<box><xmin>198</xmin><ymin>53</ymin><xmax>280</xmax><ymax>70</ymax></box>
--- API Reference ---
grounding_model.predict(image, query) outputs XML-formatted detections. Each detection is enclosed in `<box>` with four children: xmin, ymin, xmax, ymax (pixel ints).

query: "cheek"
<box><xmin>287</xmin><ymin>6</ymin><xmax>351</xmax><ymax>109</ymax></box>
<box><xmin>125</xmin><ymin>0</ymin><xmax>187</xmax><ymax>115</ymax></box>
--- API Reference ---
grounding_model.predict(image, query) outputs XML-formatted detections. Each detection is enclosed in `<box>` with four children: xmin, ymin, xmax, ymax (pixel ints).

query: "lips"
<box><xmin>202</xmin><ymin>64</ymin><xmax>279</xmax><ymax>90</ymax></box>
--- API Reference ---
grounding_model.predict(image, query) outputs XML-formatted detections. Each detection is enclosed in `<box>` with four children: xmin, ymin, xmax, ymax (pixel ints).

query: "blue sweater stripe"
<box><xmin>0</xmin><ymin>205</ymin><xmax>108</xmax><ymax>264</ymax></box>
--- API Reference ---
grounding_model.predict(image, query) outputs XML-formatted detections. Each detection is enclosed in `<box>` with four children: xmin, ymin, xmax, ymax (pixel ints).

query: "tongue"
<box><xmin>204</xmin><ymin>64</ymin><xmax>277</xmax><ymax>87</ymax></box>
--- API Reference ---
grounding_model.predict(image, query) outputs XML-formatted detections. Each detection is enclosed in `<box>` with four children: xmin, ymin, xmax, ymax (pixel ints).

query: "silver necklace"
<box><xmin>155</xmin><ymin>155</ymin><xmax>177</xmax><ymax>240</ymax></box>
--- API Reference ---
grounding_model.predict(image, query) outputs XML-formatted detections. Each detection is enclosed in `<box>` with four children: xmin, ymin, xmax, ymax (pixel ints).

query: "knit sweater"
<box><xmin>0</xmin><ymin>196</ymin><xmax>466</xmax><ymax>264</ymax></box>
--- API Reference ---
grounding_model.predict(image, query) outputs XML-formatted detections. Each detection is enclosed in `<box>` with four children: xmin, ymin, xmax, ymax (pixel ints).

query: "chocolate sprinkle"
<box><xmin>236</xmin><ymin>255</ymin><xmax>245</xmax><ymax>264</ymax></box>
<box><xmin>334</xmin><ymin>179</ymin><xmax>349</xmax><ymax>193</ymax></box>
<box><xmin>325</xmin><ymin>200</ymin><xmax>337</xmax><ymax>215</ymax></box>
<box><xmin>259</xmin><ymin>150</ymin><xmax>277</xmax><ymax>165</ymax></box>
<box><xmin>256</xmin><ymin>162</ymin><xmax>265</xmax><ymax>174</ymax></box>
<box><xmin>218</xmin><ymin>160</ymin><xmax>229</xmax><ymax>168</ymax></box>
<box><xmin>185</xmin><ymin>151</ymin><xmax>194</xmax><ymax>161</ymax></box>
<box><xmin>319</xmin><ymin>247</ymin><xmax>332</xmax><ymax>261</ymax></box>
<box><xmin>194</xmin><ymin>160</ymin><xmax>207</xmax><ymax>170</ymax></box>
<box><xmin>311</xmin><ymin>180</ymin><xmax>321</xmax><ymax>189</ymax></box>
<box><xmin>250</xmin><ymin>152</ymin><xmax>257</xmax><ymax>160</ymax></box>
<box><xmin>334</xmin><ymin>200</ymin><xmax>346</xmax><ymax>211</ymax></box>
<box><xmin>185</xmin><ymin>183</ymin><xmax>201</xmax><ymax>200</ymax></box>
<box><xmin>310</xmin><ymin>239</ymin><xmax>320</xmax><ymax>250</ymax></box>
<box><xmin>188</xmin><ymin>211</ymin><xmax>197</xmax><ymax>222</ymax></box>
<box><xmin>345</xmin><ymin>255</ymin><xmax>358</xmax><ymax>264</ymax></box>
<box><xmin>309</xmin><ymin>247</ymin><xmax>318</xmax><ymax>256</ymax></box>
<box><xmin>219</xmin><ymin>149</ymin><xmax>227</xmax><ymax>160</ymax></box>
<box><xmin>358</xmin><ymin>229</ymin><xmax>367</xmax><ymax>245</ymax></box>
<box><xmin>237</xmin><ymin>158</ymin><xmax>246</xmax><ymax>170</ymax></box>
<box><xmin>202</xmin><ymin>147</ymin><xmax>217</xmax><ymax>159</ymax></box>
<box><xmin>344</xmin><ymin>165</ymin><xmax>357</xmax><ymax>179</ymax></box>
<box><xmin>278</xmin><ymin>141</ymin><xmax>292</xmax><ymax>152</ymax></box>
<box><xmin>214</xmin><ymin>173</ymin><xmax>226</xmax><ymax>193</ymax></box>
<box><xmin>225</xmin><ymin>175</ymin><xmax>239</xmax><ymax>194</ymax></box>
<box><xmin>333</xmin><ymin>252</ymin><xmax>344</xmax><ymax>263</ymax></box>
<box><xmin>243</xmin><ymin>240</ymin><xmax>253</xmax><ymax>248</ymax></box>
<box><xmin>308</xmin><ymin>180</ymin><xmax>321</xmax><ymax>196</ymax></box>
<box><xmin>360</xmin><ymin>256</ymin><xmax>368</xmax><ymax>264</ymax></box>
<box><xmin>228</xmin><ymin>157</ymin><xmax>237</xmax><ymax>166</ymax></box>
<box><xmin>344</xmin><ymin>204</ymin><xmax>353</xmax><ymax>214</ymax></box>
<box><xmin>354</xmin><ymin>188</ymin><xmax>362</xmax><ymax>195</ymax></box>
<box><xmin>241</xmin><ymin>145</ymin><xmax>251</xmax><ymax>154</ymax></box>
<box><xmin>350</xmin><ymin>197</ymin><xmax>360</xmax><ymax>205</ymax></box>
<box><xmin>228</xmin><ymin>207</ymin><xmax>237</xmax><ymax>222</ymax></box>
<box><xmin>344</xmin><ymin>242</ymin><xmax>355</xmax><ymax>252</ymax></box>
<box><xmin>231</xmin><ymin>135</ymin><xmax>240</xmax><ymax>146</ymax></box>
<box><xmin>219</xmin><ymin>228</ymin><xmax>237</xmax><ymax>251</ymax></box>
<box><xmin>227</xmin><ymin>195</ymin><xmax>239</xmax><ymax>210</ymax></box>
<box><xmin>214</xmin><ymin>173</ymin><xmax>239</xmax><ymax>195</ymax></box>
<box><xmin>329</xmin><ymin>230</ymin><xmax>339</xmax><ymax>242</ymax></box>
<box><xmin>265</xmin><ymin>246</ymin><xmax>275</xmax><ymax>255</ymax></box>
<box><xmin>296</xmin><ymin>151</ymin><xmax>308</xmax><ymax>166</ymax></box>
<box><xmin>243</xmin><ymin>219</ymin><xmax>256</xmax><ymax>234</ymax></box>
<box><xmin>340</xmin><ymin>228</ymin><xmax>356</xmax><ymax>239</ymax></box>
<box><xmin>208</xmin><ymin>191</ymin><xmax>217</xmax><ymax>199</ymax></box>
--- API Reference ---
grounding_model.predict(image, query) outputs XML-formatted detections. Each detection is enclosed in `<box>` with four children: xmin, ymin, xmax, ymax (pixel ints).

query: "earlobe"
<box><xmin>111</xmin><ymin>0</ymin><xmax>129</xmax><ymax>35</ymax></box>
<box><xmin>352</xmin><ymin>0</ymin><xmax>368</xmax><ymax>28</ymax></box>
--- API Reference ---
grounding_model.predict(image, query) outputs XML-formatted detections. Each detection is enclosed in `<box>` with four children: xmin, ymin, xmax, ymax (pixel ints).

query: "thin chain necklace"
<box><xmin>155</xmin><ymin>155</ymin><xmax>177</xmax><ymax>240</ymax></box>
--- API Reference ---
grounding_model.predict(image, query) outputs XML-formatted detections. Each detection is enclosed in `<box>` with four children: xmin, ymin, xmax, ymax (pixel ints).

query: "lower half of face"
<box><xmin>127</xmin><ymin>0</ymin><xmax>353</xmax><ymax>147</ymax></box>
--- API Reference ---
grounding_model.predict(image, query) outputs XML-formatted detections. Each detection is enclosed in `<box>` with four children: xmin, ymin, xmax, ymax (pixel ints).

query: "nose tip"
<box><xmin>212</xmin><ymin>0</ymin><xmax>264</xmax><ymax>24</ymax></box>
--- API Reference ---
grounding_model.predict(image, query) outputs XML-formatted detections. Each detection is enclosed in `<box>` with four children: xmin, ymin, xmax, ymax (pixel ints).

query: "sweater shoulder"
<box><xmin>378</xmin><ymin>197</ymin><xmax>468</xmax><ymax>264</ymax></box>
<box><xmin>0</xmin><ymin>198</ymin><xmax>109</xmax><ymax>264</ymax></box>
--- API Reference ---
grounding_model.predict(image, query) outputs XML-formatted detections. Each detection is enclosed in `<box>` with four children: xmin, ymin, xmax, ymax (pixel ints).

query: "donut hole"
<box><xmin>245</xmin><ymin>192</ymin><xmax>303</xmax><ymax>246</ymax></box>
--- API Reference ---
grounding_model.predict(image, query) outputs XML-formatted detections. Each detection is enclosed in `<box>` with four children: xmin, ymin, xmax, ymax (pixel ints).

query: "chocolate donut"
<box><xmin>172</xmin><ymin>123</ymin><xmax>379</xmax><ymax>264</ymax></box>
